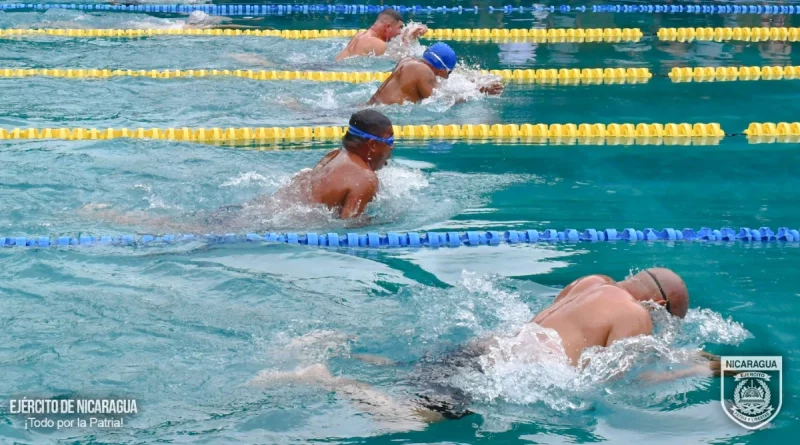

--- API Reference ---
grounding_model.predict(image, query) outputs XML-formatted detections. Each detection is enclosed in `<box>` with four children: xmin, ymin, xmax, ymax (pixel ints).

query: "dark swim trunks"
<box><xmin>410</xmin><ymin>344</ymin><xmax>486</xmax><ymax>420</ymax></box>
<box><xmin>202</xmin><ymin>204</ymin><xmax>244</xmax><ymax>226</ymax></box>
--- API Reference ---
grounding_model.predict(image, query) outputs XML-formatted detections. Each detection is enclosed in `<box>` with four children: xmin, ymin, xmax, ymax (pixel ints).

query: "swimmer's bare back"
<box><xmin>530</xmin><ymin>280</ymin><xmax>652</xmax><ymax>365</ymax></box>
<box><xmin>335</xmin><ymin>30</ymin><xmax>386</xmax><ymax>60</ymax></box>
<box><xmin>367</xmin><ymin>58</ymin><xmax>437</xmax><ymax>105</ymax></box>
<box><xmin>276</xmin><ymin>149</ymin><xmax>379</xmax><ymax>219</ymax></box>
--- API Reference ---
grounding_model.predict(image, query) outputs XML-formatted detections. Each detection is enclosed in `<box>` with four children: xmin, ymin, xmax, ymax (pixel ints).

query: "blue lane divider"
<box><xmin>0</xmin><ymin>4</ymin><xmax>796</xmax><ymax>15</ymax></box>
<box><xmin>595</xmin><ymin>4</ymin><xmax>800</xmax><ymax>14</ymax></box>
<box><xmin>2</xmin><ymin>227</ymin><xmax>799</xmax><ymax>248</ymax></box>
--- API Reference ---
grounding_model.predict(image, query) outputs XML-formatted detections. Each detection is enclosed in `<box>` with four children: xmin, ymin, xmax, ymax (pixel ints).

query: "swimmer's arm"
<box><xmin>340</xmin><ymin>176</ymin><xmax>379</xmax><ymax>220</ymax></box>
<box><xmin>401</xmin><ymin>24</ymin><xmax>428</xmax><ymax>44</ymax></box>
<box><xmin>371</xmin><ymin>39</ymin><xmax>389</xmax><ymax>56</ymax></box>
<box><xmin>415</xmin><ymin>67</ymin><xmax>437</xmax><ymax>100</ymax></box>
<box><xmin>638</xmin><ymin>352</ymin><xmax>721</xmax><ymax>383</ymax></box>
<box><xmin>605</xmin><ymin>307</ymin><xmax>652</xmax><ymax>346</ymax></box>
<box><xmin>356</xmin><ymin>37</ymin><xmax>387</xmax><ymax>57</ymax></box>
<box><xmin>478</xmin><ymin>80</ymin><xmax>504</xmax><ymax>96</ymax></box>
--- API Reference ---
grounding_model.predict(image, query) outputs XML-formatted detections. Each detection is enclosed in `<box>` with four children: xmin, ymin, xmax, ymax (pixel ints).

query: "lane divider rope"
<box><xmin>666</xmin><ymin>66</ymin><xmax>800</xmax><ymax>82</ymax></box>
<box><xmin>8</xmin><ymin>26</ymin><xmax>800</xmax><ymax>43</ymax></box>
<box><xmin>0</xmin><ymin>4</ymin><xmax>796</xmax><ymax>16</ymax></box>
<box><xmin>6</xmin><ymin>66</ymin><xmax>800</xmax><ymax>84</ymax></box>
<box><xmin>657</xmin><ymin>27</ymin><xmax>800</xmax><ymax>42</ymax></box>
<box><xmin>0</xmin><ymin>27</ymin><xmax>645</xmax><ymax>42</ymax></box>
<box><xmin>3</xmin><ymin>227</ymin><xmax>799</xmax><ymax>249</ymax></box>
<box><xmin>0</xmin><ymin>123</ymin><xmax>727</xmax><ymax>143</ymax></box>
<box><xmin>0</xmin><ymin>67</ymin><xmax>653</xmax><ymax>84</ymax></box>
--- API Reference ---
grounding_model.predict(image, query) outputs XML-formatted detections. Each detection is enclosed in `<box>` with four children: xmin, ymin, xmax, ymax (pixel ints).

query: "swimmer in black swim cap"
<box><xmin>368</xmin><ymin>42</ymin><xmax>504</xmax><ymax>105</ymax></box>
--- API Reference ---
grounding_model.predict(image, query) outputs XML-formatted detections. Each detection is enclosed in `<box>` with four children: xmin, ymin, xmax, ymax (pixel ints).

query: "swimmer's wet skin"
<box><xmin>277</xmin><ymin>109</ymin><xmax>394</xmax><ymax>221</ymax></box>
<box><xmin>252</xmin><ymin>267</ymin><xmax>721</xmax><ymax>429</ymax></box>
<box><xmin>368</xmin><ymin>42</ymin><xmax>504</xmax><ymax>105</ymax></box>
<box><xmin>334</xmin><ymin>8</ymin><xmax>428</xmax><ymax>61</ymax></box>
<box><xmin>83</xmin><ymin>110</ymin><xmax>394</xmax><ymax>230</ymax></box>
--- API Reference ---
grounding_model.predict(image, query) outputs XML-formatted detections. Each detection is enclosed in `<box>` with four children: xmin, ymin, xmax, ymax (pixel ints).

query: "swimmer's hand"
<box><xmin>479</xmin><ymin>81</ymin><xmax>504</xmax><ymax>96</ymax></box>
<box><xmin>698</xmin><ymin>351</ymin><xmax>721</xmax><ymax>377</ymax></box>
<box><xmin>401</xmin><ymin>23</ymin><xmax>428</xmax><ymax>43</ymax></box>
<box><xmin>409</xmin><ymin>24</ymin><xmax>428</xmax><ymax>39</ymax></box>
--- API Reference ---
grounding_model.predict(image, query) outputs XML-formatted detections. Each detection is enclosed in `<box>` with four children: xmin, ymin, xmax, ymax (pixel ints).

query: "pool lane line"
<box><xmin>3</xmin><ymin>227</ymin><xmax>800</xmax><ymax>249</ymax></box>
<box><xmin>6</xmin><ymin>66</ymin><xmax>800</xmax><ymax>84</ymax></box>
<box><xmin>2</xmin><ymin>124</ymin><xmax>795</xmax><ymax>145</ymax></box>
<box><xmin>0</xmin><ymin>67</ymin><xmax>653</xmax><ymax>84</ymax></box>
<box><xmin>0</xmin><ymin>123</ymin><xmax>727</xmax><ymax>143</ymax></box>
<box><xmin>0</xmin><ymin>4</ymin><xmax>796</xmax><ymax>16</ymax></box>
<box><xmin>0</xmin><ymin>27</ymin><xmax>646</xmax><ymax>42</ymax></box>
<box><xmin>5</xmin><ymin>26</ymin><xmax>800</xmax><ymax>43</ymax></box>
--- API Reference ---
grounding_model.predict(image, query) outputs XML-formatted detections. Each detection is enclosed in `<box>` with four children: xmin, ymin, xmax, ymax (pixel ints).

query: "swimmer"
<box><xmin>268</xmin><ymin>109</ymin><xmax>394</xmax><ymax>221</ymax></box>
<box><xmin>335</xmin><ymin>8</ymin><xmax>428</xmax><ymax>61</ymax></box>
<box><xmin>367</xmin><ymin>42</ymin><xmax>504</xmax><ymax>105</ymax></box>
<box><xmin>82</xmin><ymin>110</ymin><xmax>393</xmax><ymax>230</ymax></box>
<box><xmin>252</xmin><ymin>268</ymin><xmax>721</xmax><ymax>429</ymax></box>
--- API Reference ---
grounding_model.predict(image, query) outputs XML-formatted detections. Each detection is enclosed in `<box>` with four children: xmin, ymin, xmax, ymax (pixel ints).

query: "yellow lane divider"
<box><xmin>658</xmin><ymin>27</ymin><xmax>800</xmax><ymax>42</ymax></box>
<box><xmin>0</xmin><ymin>67</ymin><xmax>653</xmax><ymax>84</ymax></box>
<box><xmin>668</xmin><ymin>66</ymin><xmax>800</xmax><ymax>82</ymax></box>
<box><xmin>0</xmin><ymin>123</ymin><xmax>724</xmax><ymax>145</ymax></box>
<box><xmin>743</xmin><ymin>122</ymin><xmax>800</xmax><ymax>143</ymax></box>
<box><xmin>0</xmin><ymin>27</ymin><xmax>644</xmax><ymax>42</ymax></box>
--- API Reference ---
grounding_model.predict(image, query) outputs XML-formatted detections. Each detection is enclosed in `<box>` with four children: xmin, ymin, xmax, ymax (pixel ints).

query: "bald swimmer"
<box><xmin>335</xmin><ymin>8</ymin><xmax>428</xmax><ymax>60</ymax></box>
<box><xmin>253</xmin><ymin>268</ymin><xmax>720</xmax><ymax>429</ymax></box>
<box><xmin>368</xmin><ymin>42</ymin><xmax>504</xmax><ymax>105</ymax></box>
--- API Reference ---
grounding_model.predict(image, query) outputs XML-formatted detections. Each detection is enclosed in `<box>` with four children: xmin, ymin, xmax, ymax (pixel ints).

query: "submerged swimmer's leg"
<box><xmin>79</xmin><ymin>203</ymin><xmax>246</xmax><ymax>234</ymax></box>
<box><xmin>250</xmin><ymin>364</ymin><xmax>447</xmax><ymax>431</ymax></box>
<box><xmin>79</xmin><ymin>204</ymin><xmax>198</xmax><ymax>233</ymax></box>
<box><xmin>351</xmin><ymin>354</ymin><xmax>397</xmax><ymax>366</ymax></box>
<box><xmin>227</xmin><ymin>53</ymin><xmax>273</xmax><ymax>67</ymax></box>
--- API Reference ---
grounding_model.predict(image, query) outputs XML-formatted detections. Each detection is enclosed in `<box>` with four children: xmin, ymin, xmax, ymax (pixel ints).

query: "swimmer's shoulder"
<box><xmin>583</xmin><ymin>282</ymin><xmax>638</xmax><ymax>306</ymax></box>
<box><xmin>554</xmin><ymin>274</ymin><xmax>614</xmax><ymax>302</ymax></box>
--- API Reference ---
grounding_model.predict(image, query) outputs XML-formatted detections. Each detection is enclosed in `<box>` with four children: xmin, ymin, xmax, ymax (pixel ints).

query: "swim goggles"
<box><xmin>645</xmin><ymin>270</ymin><xmax>671</xmax><ymax>314</ymax></box>
<box><xmin>347</xmin><ymin>125</ymin><xmax>394</xmax><ymax>145</ymax></box>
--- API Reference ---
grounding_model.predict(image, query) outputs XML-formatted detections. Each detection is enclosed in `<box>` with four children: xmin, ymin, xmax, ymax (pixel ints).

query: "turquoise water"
<box><xmin>1</xmin><ymin>2</ymin><xmax>799</xmax><ymax>443</ymax></box>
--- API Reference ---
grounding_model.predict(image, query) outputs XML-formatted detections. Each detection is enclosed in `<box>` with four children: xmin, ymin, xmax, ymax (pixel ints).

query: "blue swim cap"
<box><xmin>423</xmin><ymin>42</ymin><xmax>457</xmax><ymax>73</ymax></box>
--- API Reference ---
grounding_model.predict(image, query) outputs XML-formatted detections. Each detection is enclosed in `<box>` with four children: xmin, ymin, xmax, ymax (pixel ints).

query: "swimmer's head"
<box><xmin>623</xmin><ymin>268</ymin><xmax>689</xmax><ymax>318</ymax></box>
<box><xmin>423</xmin><ymin>42</ymin><xmax>457</xmax><ymax>78</ymax></box>
<box><xmin>343</xmin><ymin>109</ymin><xmax>394</xmax><ymax>171</ymax></box>
<box><xmin>372</xmin><ymin>8</ymin><xmax>404</xmax><ymax>42</ymax></box>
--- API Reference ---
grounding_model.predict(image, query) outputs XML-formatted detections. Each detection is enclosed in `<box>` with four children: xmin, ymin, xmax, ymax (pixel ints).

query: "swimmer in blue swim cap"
<box><xmin>368</xmin><ymin>42</ymin><xmax>503</xmax><ymax>105</ymax></box>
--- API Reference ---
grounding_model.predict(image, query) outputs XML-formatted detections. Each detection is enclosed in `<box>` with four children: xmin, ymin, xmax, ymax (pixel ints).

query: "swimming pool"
<box><xmin>1</xmin><ymin>1</ymin><xmax>799</xmax><ymax>443</ymax></box>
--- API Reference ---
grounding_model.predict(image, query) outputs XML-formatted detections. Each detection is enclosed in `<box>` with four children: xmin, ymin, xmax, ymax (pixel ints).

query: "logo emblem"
<box><xmin>721</xmin><ymin>356</ymin><xmax>782</xmax><ymax>430</ymax></box>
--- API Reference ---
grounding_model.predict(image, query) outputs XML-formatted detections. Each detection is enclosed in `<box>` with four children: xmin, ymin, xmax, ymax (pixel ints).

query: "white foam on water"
<box><xmin>450</xmin><ymin>323</ymin><xmax>584</xmax><ymax>412</ymax></box>
<box><xmin>391</xmin><ymin>159</ymin><xmax>436</xmax><ymax>170</ymax></box>
<box><xmin>219</xmin><ymin>171</ymin><xmax>283</xmax><ymax>188</ymax></box>
<box><xmin>384</xmin><ymin>22</ymin><xmax>427</xmax><ymax>61</ymax></box>
<box><xmin>675</xmin><ymin>308</ymin><xmax>752</xmax><ymax>345</ymax></box>
<box><xmin>410</xmin><ymin>274</ymin><xmax>751</xmax><ymax>418</ymax></box>
<box><xmin>370</xmin><ymin>164</ymin><xmax>430</xmax><ymax>221</ymax></box>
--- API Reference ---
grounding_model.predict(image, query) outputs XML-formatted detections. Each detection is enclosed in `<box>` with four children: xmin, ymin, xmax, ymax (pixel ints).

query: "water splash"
<box><xmin>678</xmin><ymin>308</ymin><xmax>752</xmax><ymax>345</ymax></box>
<box><xmin>449</xmin><ymin>323</ymin><xmax>584</xmax><ymax>412</ymax></box>
<box><xmin>219</xmin><ymin>171</ymin><xmax>283</xmax><ymax>188</ymax></box>
<box><xmin>371</xmin><ymin>165</ymin><xmax>430</xmax><ymax>221</ymax></box>
<box><xmin>405</xmin><ymin>274</ymin><xmax>749</xmax><ymax>416</ymax></box>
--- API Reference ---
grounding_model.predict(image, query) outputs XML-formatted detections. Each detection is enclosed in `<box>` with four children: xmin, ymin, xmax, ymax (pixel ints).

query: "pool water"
<box><xmin>1</xmin><ymin>1</ymin><xmax>799</xmax><ymax>443</ymax></box>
